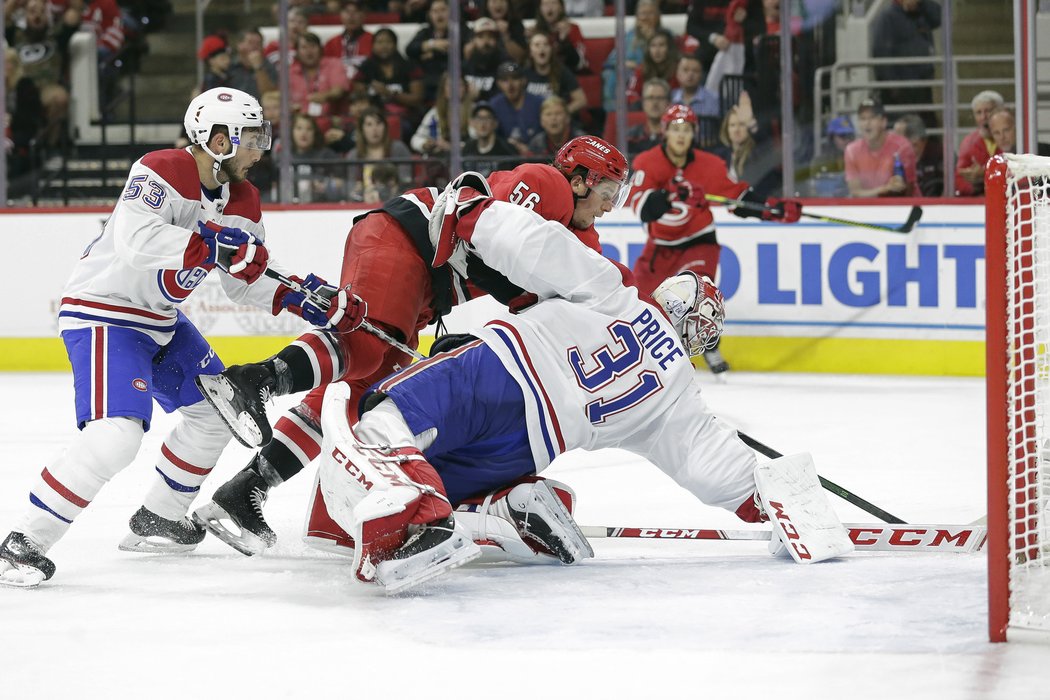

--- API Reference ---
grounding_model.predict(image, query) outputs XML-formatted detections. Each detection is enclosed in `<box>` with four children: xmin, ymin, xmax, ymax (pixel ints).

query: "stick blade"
<box><xmin>898</xmin><ymin>206</ymin><xmax>923</xmax><ymax>233</ymax></box>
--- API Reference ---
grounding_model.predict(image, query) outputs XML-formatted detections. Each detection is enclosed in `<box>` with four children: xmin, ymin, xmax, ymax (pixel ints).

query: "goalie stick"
<box><xmin>705</xmin><ymin>193</ymin><xmax>923</xmax><ymax>234</ymax></box>
<box><xmin>736</xmin><ymin>431</ymin><xmax>908</xmax><ymax>525</ymax></box>
<box><xmin>264</xmin><ymin>269</ymin><xmax>426</xmax><ymax>361</ymax></box>
<box><xmin>580</xmin><ymin>524</ymin><xmax>987</xmax><ymax>553</ymax></box>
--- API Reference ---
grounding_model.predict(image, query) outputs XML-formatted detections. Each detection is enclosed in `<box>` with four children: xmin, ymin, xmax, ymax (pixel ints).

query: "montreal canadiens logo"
<box><xmin>217</xmin><ymin>92</ymin><xmax>233</xmax><ymax>102</ymax></box>
<box><xmin>132</xmin><ymin>378</ymin><xmax>148</xmax><ymax>392</ymax></box>
<box><xmin>158</xmin><ymin>267</ymin><xmax>210</xmax><ymax>302</ymax></box>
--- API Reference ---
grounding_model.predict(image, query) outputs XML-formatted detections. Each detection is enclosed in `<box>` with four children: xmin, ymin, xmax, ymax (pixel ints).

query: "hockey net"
<box><xmin>986</xmin><ymin>153</ymin><xmax>1050</xmax><ymax>642</ymax></box>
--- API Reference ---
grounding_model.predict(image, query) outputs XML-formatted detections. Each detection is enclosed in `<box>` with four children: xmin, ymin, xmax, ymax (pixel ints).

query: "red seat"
<box><xmin>309</xmin><ymin>12</ymin><xmax>341</xmax><ymax>24</ymax></box>
<box><xmin>364</xmin><ymin>11</ymin><xmax>401</xmax><ymax>24</ymax></box>
<box><xmin>602</xmin><ymin>111</ymin><xmax>648</xmax><ymax>145</ymax></box>
<box><xmin>577</xmin><ymin>74</ymin><xmax>602</xmax><ymax>108</ymax></box>
<box><xmin>582</xmin><ymin>37</ymin><xmax>615</xmax><ymax>73</ymax></box>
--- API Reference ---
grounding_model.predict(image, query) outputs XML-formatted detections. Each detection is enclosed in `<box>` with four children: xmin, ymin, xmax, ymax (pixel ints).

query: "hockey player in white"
<box><xmin>313</xmin><ymin>176</ymin><xmax>853</xmax><ymax>593</ymax></box>
<box><xmin>0</xmin><ymin>88</ymin><xmax>357</xmax><ymax>588</ymax></box>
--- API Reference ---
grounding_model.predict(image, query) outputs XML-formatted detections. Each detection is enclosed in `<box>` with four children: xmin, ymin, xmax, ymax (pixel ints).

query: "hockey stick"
<box><xmin>705</xmin><ymin>193</ymin><xmax>923</xmax><ymax>234</ymax></box>
<box><xmin>736</xmin><ymin>431</ymin><xmax>908</xmax><ymax>525</ymax></box>
<box><xmin>264</xmin><ymin>269</ymin><xmax>426</xmax><ymax>361</ymax></box>
<box><xmin>580</xmin><ymin>523</ymin><xmax>987</xmax><ymax>553</ymax></box>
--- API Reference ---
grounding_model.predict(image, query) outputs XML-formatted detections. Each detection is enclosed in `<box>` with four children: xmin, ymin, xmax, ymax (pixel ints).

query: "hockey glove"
<box><xmin>194</xmin><ymin>221</ymin><xmax>269</xmax><ymax>284</ymax></box>
<box><xmin>275</xmin><ymin>273</ymin><xmax>338</xmax><ymax>327</ymax></box>
<box><xmin>326</xmin><ymin>284</ymin><xmax>368</xmax><ymax>335</ymax></box>
<box><xmin>676</xmin><ymin>181</ymin><xmax>709</xmax><ymax>210</ymax></box>
<box><xmin>762</xmin><ymin>198</ymin><xmax>802</xmax><ymax>224</ymax></box>
<box><xmin>428</xmin><ymin>171</ymin><xmax>493</xmax><ymax>268</ymax></box>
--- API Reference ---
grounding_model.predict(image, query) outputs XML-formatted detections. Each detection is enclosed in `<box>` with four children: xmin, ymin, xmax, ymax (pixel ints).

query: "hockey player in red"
<box><xmin>193</xmin><ymin>136</ymin><xmax>632</xmax><ymax>563</ymax></box>
<box><xmin>628</xmin><ymin>104</ymin><xmax>801</xmax><ymax>373</ymax></box>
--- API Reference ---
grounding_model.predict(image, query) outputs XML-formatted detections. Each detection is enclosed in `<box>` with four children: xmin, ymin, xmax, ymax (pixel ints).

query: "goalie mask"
<box><xmin>652</xmin><ymin>271</ymin><xmax>725</xmax><ymax>357</ymax></box>
<box><xmin>184</xmin><ymin>88</ymin><xmax>272</xmax><ymax>168</ymax></box>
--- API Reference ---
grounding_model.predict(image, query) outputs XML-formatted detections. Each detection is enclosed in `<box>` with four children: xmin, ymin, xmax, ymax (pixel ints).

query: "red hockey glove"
<box><xmin>762</xmin><ymin>198</ymin><xmax>802</xmax><ymax>224</ymax></box>
<box><xmin>326</xmin><ymin>284</ymin><xmax>367</xmax><ymax>334</ymax></box>
<box><xmin>676</xmin><ymin>181</ymin><xmax>709</xmax><ymax>210</ymax></box>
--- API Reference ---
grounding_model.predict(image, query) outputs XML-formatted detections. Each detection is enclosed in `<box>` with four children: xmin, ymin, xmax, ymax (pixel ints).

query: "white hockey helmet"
<box><xmin>184</xmin><ymin>87</ymin><xmax>271</xmax><ymax>165</ymax></box>
<box><xmin>652</xmin><ymin>271</ymin><xmax>725</xmax><ymax>357</ymax></box>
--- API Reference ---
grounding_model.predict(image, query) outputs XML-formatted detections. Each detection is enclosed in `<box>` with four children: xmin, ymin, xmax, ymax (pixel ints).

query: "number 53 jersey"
<box><xmin>58</xmin><ymin>148</ymin><xmax>284</xmax><ymax>344</ymax></box>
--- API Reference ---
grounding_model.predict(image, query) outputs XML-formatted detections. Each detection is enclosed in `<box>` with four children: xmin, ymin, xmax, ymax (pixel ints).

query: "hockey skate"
<box><xmin>0</xmin><ymin>532</ymin><xmax>55</xmax><ymax>588</ymax></box>
<box><xmin>118</xmin><ymin>506</ymin><xmax>206</xmax><ymax>553</ymax></box>
<box><xmin>195</xmin><ymin>363</ymin><xmax>277</xmax><ymax>448</ymax></box>
<box><xmin>193</xmin><ymin>468</ymin><xmax>277</xmax><ymax>556</ymax></box>
<box><xmin>702</xmin><ymin>347</ymin><xmax>730</xmax><ymax>374</ymax></box>
<box><xmin>375</xmin><ymin>516</ymin><xmax>481</xmax><ymax>595</ymax></box>
<box><xmin>505</xmin><ymin>480</ymin><xmax>594</xmax><ymax>564</ymax></box>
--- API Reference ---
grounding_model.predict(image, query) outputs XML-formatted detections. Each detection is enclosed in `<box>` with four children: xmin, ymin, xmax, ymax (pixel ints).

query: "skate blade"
<box><xmin>0</xmin><ymin>560</ymin><xmax>45</xmax><ymax>588</ymax></box>
<box><xmin>525</xmin><ymin>481</ymin><xmax>595</xmax><ymax>563</ymax></box>
<box><xmin>377</xmin><ymin>540</ymin><xmax>481</xmax><ymax>595</ymax></box>
<box><xmin>192</xmin><ymin>504</ymin><xmax>272</xmax><ymax>557</ymax></box>
<box><xmin>117</xmin><ymin>532</ymin><xmax>199</xmax><ymax>554</ymax></box>
<box><xmin>195</xmin><ymin>375</ymin><xmax>267</xmax><ymax>448</ymax></box>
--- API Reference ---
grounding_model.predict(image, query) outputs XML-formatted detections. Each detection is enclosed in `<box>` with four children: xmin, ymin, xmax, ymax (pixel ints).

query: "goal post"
<box><xmin>986</xmin><ymin>153</ymin><xmax>1050</xmax><ymax>643</ymax></box>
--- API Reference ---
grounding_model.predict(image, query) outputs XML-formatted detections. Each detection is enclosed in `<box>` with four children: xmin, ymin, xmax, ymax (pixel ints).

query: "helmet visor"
<box><xmin>592</xmin><ymin>174</ymin><xmax>631</xmax><ymax>209</ymax></box>
<box><xmin>236</xmin><ymin>121</ymin><xmax>272</xmax><ymax>151</ymax></box>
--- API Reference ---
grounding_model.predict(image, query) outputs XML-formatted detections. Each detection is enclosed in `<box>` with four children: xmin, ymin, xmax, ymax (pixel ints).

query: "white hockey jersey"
<box><xmin>58</xmin><ymin>148</ymin><xmax>288</xmax><ymax>344</ymax></box>
<box><xmin>467</xmin><ymin>202</ymin><xmax>757</xmax><ymax>512</ymax></box>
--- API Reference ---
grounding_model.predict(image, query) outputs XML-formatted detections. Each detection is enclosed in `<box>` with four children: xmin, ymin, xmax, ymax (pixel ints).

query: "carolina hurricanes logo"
<box><xmin>158</xmin><ymin>267</ymin><xmax>211</xmax><ymax>302</ymax></box>
<box><xmin>132</xmin><ymin>379</ymin><xmax>148</xmax><ymax>391</ymax></box>
<box><xmin>217</xmin><ymin>92</ymin><xmax>233</xmax><ymax>102</ymax></box>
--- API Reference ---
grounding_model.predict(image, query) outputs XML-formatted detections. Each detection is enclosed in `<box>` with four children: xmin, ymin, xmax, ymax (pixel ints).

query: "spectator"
<box><xmin>264</xmin><ymin>7</ymin><xmax>309</xmax><ymax>64</ymax></box>
<box><xmin>354</xmin><ymin>27</ymin><xmax>425</xmax><ymax>135</ymax></box>
<box><xmin>714</xmin><ymin>91</ymin><xmax>779</xmax><ymax>197</ymax></box>
<box><xmin>602</xmin><ymin>0</ymin><xmax>661</xmax><ymax>112</ymax></box>
<box><xmin>628</xmin><ymin>77</ymin><xmax>671</xmax><ymax>155</ymax></box>
<box><xmin>987</xmin><ymin>108</ymin><xmax>1050</xmax><ymax>157</ymax></box>
<box><xmin>489</xmin><ymin>60</ymin><xmax>544</xmax><ymax>155</ymax></box>
<box><xmin>670</xmin><ymin>53</ymin><xmax>719</xmax><ymax>118</ymax></box>
<box><xmin>533</xmin><ymin>0</ymin><xmax>587</xmax><ymax>73</ymax></box>
<box><xmin>288</xmin><ymin>32</ymin><xmax>350</xmax><ymax>130</ymax></box>
<box><xmin>394</xmin><ymin>0</ymin><xmax>429</xmax><ymax>23</ymax></box>
<box><xmin>290</xmin><ymin>113</ymin><xmax>346</xmax><ymax>202</ymax></box>
<box><xmin>893</xmin><ymin>113</ymin><xmax>944</xmax><ymax>196</ymax></box>
<box><xmin>406</xmin><ymin>0</ymin><xmax>457</xmax><ymax>106</ymax></box>
<box><xmin>626</xmin><ymin>28</ymin><xmax>679</xmax><ymax>107</ymax></box>
<box><xmin>563</xmin><ymin>0</ymin><xmax>601</xmax><ymax>17</ymax></box>
<box><xmin>524</xmin><ymin>32</ymin><xmax>585</xmax><ymax>116</ymax></box>
<box><xmin>228</xmin><ymin>28</ymin><xmax>278</xmax><ymax>99</ymax></box>
<box><xmin>251</xmin><ymin>90</ymin><xmax>281</xmax><ymax>200</ymax></box>
<box><xmin>323</xmin><ymin>0</ymin><xmax>372</xmax><ymax>83</ymax></box>
<box><xmin>704</xmin><ymin>0</ymin><xmax>753</xmax><ymax>94</ymax></box>
<box><xmin>477</xmin><ymin>0</ymin><xmax>527</xmax><ymax>64</ymax></box>
<box><xmin>527</xmin><ymin>95</ymin><xmax>580</xmax><ymax>156</ymax></box>
<box><xmin>844</xmin><ymin>98</ymin><xmax>918</xmax><ymax>198</ymax></box>
<box><xmin>410</xmin><ymin>72</ymin><xmax>472</xmax><ymax>157</ymax></box>
<box><xmin>955</xmin><ymin>90</ymin><xmax>1004</xmax><ymax>196</ymax></box>
<box><xmin>684</xmin><ymin>0</ymin><xmax>731</xmax><ymax>72</ymax></box>
<box><xmin>196</xmin><ymin>34</ymin><xmax>230</xmax><ymax>95</ymax></box>
<box><xmin>80</xmin><ymin>0</ymin><xmax>125</xmax><ymax>113</ymax></box>
<box><xmin>462</xmin><ymin>101</ymin><xmax>519</xmax><ymax>175</ymax></box>
<box><xmin>346</xmin><ymin>106</ymin><xmax>413</xmax><ymax>203</ymax></box>
<box><xmin>871</xmin><ymin>0</ymin><xmax>941</xmax><ymax>126</ymax></box>
<box><xmin>5</xmin><ymin>0</ymin><xmax>79</xmax><ymax>148</ymax></box>
<box><xmin>464</xmin><ymin>17</ymin><xmax>509</xmax><ymax>101</ymax></box>
<box><xmin>801</xmin><ymin>115</ymin><xmax>853</xmax><ymax>197</ymax></box>
<box><xmin>4</xmin><ymin>45</ymin><xmax>45</xmax><ymax>182</ymax></box>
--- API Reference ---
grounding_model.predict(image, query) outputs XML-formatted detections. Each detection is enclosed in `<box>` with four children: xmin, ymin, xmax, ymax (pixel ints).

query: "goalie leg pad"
<box><xmin>754</xmin><ymin>453</ymin><xmax>854</xmax><ymax>564</ymax></box>
<box><xmin>456</xmin><ymin>477</ymin><xmax>593</xmax><ymax>565</ymax></box>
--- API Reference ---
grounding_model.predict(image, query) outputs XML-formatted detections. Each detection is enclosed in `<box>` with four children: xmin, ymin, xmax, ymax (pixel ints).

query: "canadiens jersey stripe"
<box><xmin>60</xmin><ymin>297</ymin><xmax>176</xmax><ymax>321</ymax></box>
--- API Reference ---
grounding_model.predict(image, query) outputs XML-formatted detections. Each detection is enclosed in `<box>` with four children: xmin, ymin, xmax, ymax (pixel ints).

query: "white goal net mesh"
<box><xmin>1003</xmin><ymin>153</ymin><xmax>1050</xmax><ymax>634</ymax></box>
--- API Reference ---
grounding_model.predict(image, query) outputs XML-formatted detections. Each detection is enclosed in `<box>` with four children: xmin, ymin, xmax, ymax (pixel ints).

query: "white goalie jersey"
<box><xmin>58</xmin><ymin>148</ymin><xmax>288</xmax><ymax>344</ymax></box>
<box><xmin>466</xmin><ymin>201</ymin><xmax>758</xmax><ymax>512</ymax></box>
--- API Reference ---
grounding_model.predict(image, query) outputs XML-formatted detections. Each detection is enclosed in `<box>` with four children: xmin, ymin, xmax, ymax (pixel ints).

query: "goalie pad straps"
<box><xmin>753</xmin><ymin>453</ymin><xmax>854</xmax><ymax>564</ymax></box>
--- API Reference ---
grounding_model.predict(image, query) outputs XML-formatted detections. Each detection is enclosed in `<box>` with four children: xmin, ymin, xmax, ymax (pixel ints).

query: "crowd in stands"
<box><xmin>2</xmin><ymin>0</ymin><xmax>1036</xmax><ymax>203</ymax></box>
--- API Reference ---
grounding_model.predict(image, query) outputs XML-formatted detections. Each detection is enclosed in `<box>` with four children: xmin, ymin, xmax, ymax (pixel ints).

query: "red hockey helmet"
<box><xmin>660</xmin><ymin>104</ymin><xmax>698</xmax><ymax>134</ymax></box>
<box><xmin>553</xmin><ymin>135</ymin><xmax>631</xmax><ymax>207</ymax></box>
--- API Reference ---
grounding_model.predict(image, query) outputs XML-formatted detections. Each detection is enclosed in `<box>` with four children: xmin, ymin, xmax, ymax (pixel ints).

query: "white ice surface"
<box><xmin>0</xmin><ymin>371</ymin><xmax>1045</xmax><ymax>699</ymax></box>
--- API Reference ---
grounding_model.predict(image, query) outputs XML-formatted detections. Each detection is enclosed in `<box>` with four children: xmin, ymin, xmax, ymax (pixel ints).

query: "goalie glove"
<box><xmin>188</xmin><ymin>221</ymin><xmax>269</xmax><ymax>284</ymax></box>
<box><xmin>428</xmin><ymin>171</ymin><xmax>494</xmax><ymax>268</ymax></box>
<box><xmin>274</xmin><ymin>273</ymin><xmax>338</xmax><ymax>327</ymax></box>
